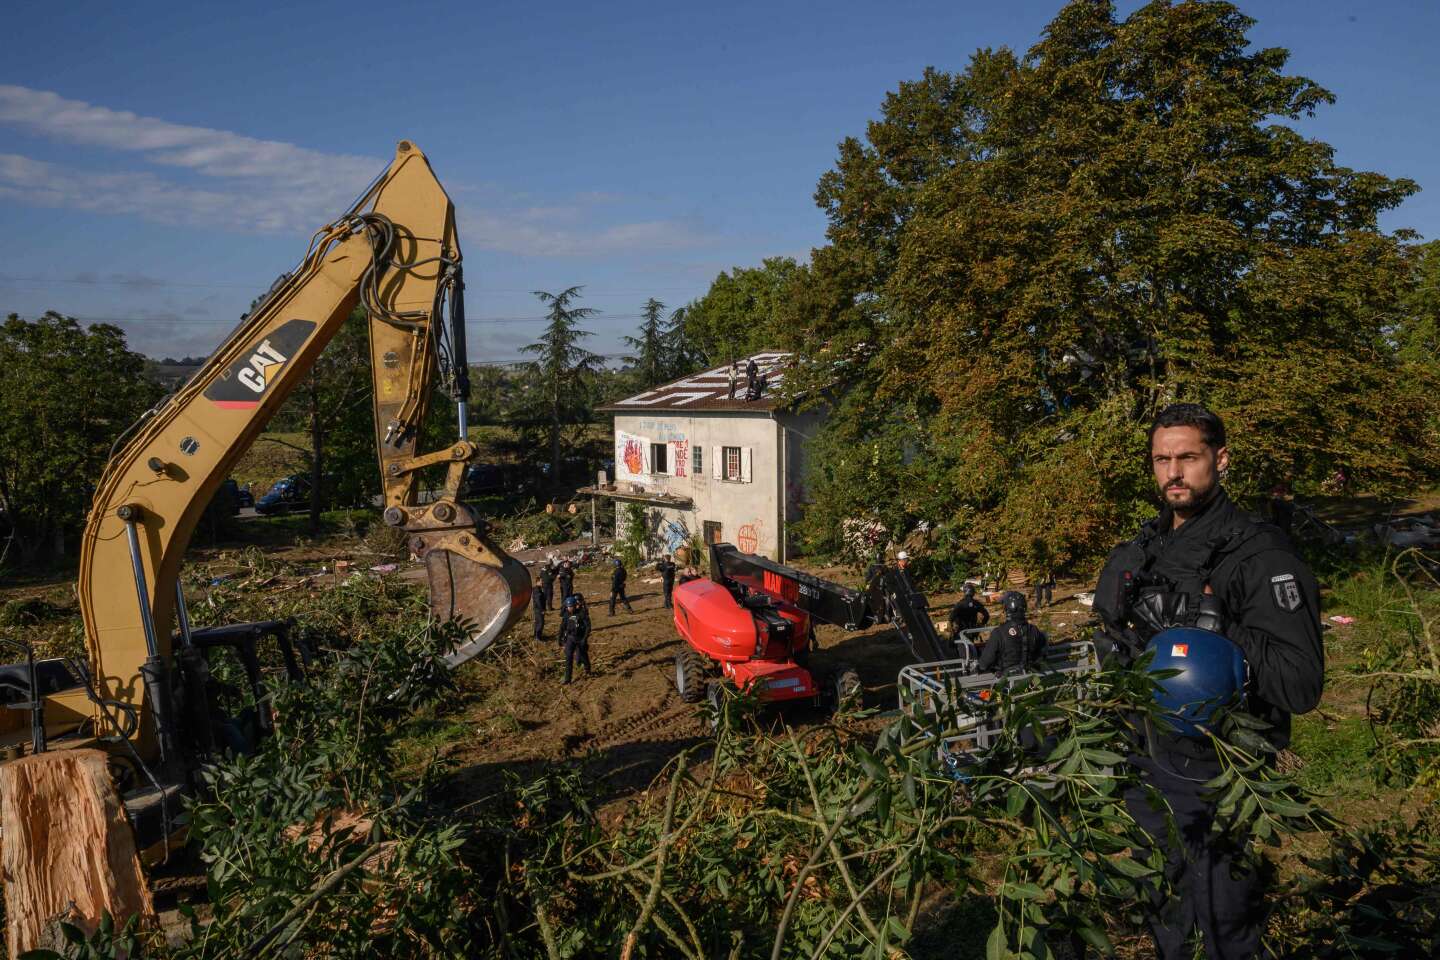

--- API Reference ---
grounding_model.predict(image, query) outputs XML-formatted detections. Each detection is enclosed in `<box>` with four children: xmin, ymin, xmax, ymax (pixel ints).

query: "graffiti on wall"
<box><xmin>737</xmin><ymin>521</ymin><xmax>761</xmax><ymax>555</ymax></box>
<box><xmin>673</xmin><ymin>439</ymin><xmax>688</xmax><ymax>477</ymax></box>
<box><xmin>663</xmin><ymin>519</ymin><xmax>692</xmax><ymax>552</ymax></box>
<box><xmin>619</xmin><ymin>433</ymin><xmax>646</xmax><ymax>478</ymax></box>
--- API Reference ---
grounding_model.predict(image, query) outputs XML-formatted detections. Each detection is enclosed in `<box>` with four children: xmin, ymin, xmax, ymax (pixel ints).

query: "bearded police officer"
<box><xmin>977</xmin><ymin>591</ymin><xmax>1046</xmax><ymax>675</ymax></box>
<box><xmin>1094</xmin><ymin>403</ymin><xmax>1323</xmax><ymax>960</ymax></box>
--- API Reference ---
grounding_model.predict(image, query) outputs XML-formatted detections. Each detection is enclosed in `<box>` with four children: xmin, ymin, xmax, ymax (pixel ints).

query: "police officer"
<box><xmin>557</xmin><ymin>560</ymin><xmax>575</xmax><ymax>606</ymax></box>
<box><xmin>560</xmin><ymin>593</ymin><xmax>592</xmax><ymax>684</ymax></box>
<box><xmin>608</xmin><ymin>557</ymin><xmax>634</xmax><ymax>615</ymax></box>
<box><xmin>947</xmin><ymin>584</ymin><xmax>990</xmax><ymax>646</ymax></box>
<box><xmin>540</xmin><ymin>559</ymin><xmax>558</xmax><ymax>610</ymax></box>
<box><xmin>531</xmin><ymin>577</ymin><xmax>546</xmax><ymax>642</ymax></box>
<box><xmin>1094</xmin><ymin>403</ymin><xmax>1323</xmax><ymax>960</ymax></box>
<box><xmin>977</xmin><ymin>591</ymin><xmax>1046</xmax><ymax>675</ymax></box>
<box><xmin>657</xmin><ymin>554</ymin><xmax>677</xmax><ymax>608</ymax></box>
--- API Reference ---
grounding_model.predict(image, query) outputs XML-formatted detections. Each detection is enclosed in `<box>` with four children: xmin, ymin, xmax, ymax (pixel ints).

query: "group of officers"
<box><xmin>529</xmin><ymin>552</ymin><xmax>684</xmax><ymax>684</ymax></box>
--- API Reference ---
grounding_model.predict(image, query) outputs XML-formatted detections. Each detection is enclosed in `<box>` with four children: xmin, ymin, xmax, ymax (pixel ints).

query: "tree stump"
<box><xmin>1</xmin><ymin>749</ymin><xmax>154</xmax><ymax>958</ymax></box>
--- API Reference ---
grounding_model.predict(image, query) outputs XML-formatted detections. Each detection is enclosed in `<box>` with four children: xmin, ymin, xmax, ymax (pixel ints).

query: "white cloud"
<box><xmin>0</xmin><ymin>85</ymin><xmax>379</xmax><ymax>190</ymax></box>
<box><xmin>0</xmin><ymin>153</ymin><xmax>325</xmax><ymax>231</ymax></box>
<box><xmin>0</xmin><ymin>85</ymin><xmax>718</xmax><ymax>254</ymax></box>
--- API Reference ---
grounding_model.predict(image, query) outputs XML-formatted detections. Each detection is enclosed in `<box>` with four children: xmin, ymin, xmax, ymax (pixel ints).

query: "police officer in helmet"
<box><xmin>948</xmin><ymin>583</ymin><xmax>990</xmax><ymax>646</ymax></box>
<box><xmin>1094</xmin><ymin>403</ymin><xmax>1323</xmax><ymax>959</ymax></box>
<box><xmin>977</xmin><ymin>591</ymin><xmax>1046</xmax><ymax>675</ymax></box>
<box><xmin>560</xmin><ymin>592</ymin><xmax>592</xmax><ymax>684</ymax></box>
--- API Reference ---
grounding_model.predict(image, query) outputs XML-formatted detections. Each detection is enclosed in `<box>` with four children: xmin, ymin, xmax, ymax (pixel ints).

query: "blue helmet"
<box><xmin>1145</xmin><ymin>627</ymin><xmax>1247</xmax><ymax>738</ymax></box>
<box><xmin>565</xmin><ymin>592</ymin><xmax>584</xmax><ymax>609</ymax></box>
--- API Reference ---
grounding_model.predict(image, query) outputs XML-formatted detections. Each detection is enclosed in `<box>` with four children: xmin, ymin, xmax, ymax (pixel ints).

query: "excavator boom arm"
<box><xmin>73</xmin><ymin>141</ymin><xmax>528</xmax><ymax>752</ymax></box>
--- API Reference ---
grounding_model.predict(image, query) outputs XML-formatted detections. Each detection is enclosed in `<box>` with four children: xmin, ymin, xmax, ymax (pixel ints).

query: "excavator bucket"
<box><xmin>427</xmin><ymin>549</ymin><xmax>531</xmax><ymax>667</ymax></box>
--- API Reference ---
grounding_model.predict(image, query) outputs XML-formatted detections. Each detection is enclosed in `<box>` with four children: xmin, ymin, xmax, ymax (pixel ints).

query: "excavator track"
<box><xmin>581</xmin><ymin>687</ymin><xmax>701</xmax><ymax>753</ymax></box>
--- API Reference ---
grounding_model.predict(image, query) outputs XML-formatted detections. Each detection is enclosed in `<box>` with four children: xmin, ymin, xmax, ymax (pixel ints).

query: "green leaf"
<box><xmin>1109</xmin><ymin>855</ymin><xmax>1155</xmax><ymax>879</ymax></box>
<box><xmin>1076</xmin><ymin>924</ymin><xmax>1114</xmax><ymax>953</ymax></box>
<box><xmin>1001</xmin><ymin>882</ymin><xmax>1044</xmax><ymax>900</ymax></box>
<box><xmin>986</xmin><ymin>922</ymin><xmax>1006</xmax><ymax>960</ymax></box>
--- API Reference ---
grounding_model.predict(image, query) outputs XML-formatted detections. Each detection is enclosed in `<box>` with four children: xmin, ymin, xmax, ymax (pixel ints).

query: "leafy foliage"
<box><xmin>0</xmin><ymin>312</ymin><xmax>162</xmax><ymax>566</ymax></box>
<box><xmin>784</xmin><ymin>0</ymin><xmax>1438</xmax><ymax>568</ymax></box>
<box><xmin>680</xmin><ymin>257</ymin><xmax>804</xmax><ymax>364</ymax></box>
<box><xmin>520</xmin><ymin>288</ymin><xmax>605</xmax><ymax>492</ymax></box>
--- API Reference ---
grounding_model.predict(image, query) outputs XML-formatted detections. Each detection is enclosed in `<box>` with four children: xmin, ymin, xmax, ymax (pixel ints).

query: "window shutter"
<box><xmin>712</xmin><ymin>446</ymin><xmax>722</xmax><ymax>480</ymax></box>
<box><xmin>741</xmin><ymin>447</ymin><xmax>753</xmax><ymax>483</ymax></box>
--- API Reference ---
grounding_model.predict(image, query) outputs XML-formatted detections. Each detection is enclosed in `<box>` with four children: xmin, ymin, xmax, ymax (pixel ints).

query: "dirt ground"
<box><xmin>438</xmin><ymin>558</ymin><xmax>1096</xmax><ymax>807</ymax></box>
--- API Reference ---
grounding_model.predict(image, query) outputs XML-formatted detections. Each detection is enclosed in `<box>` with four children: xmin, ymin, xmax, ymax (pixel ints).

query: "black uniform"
<box><xmin>540</xmin><ymin>564</ymin><xmax>557</xmax><ymax>610</ymax></box>
<box><xmin>557</xmin><ymin>563</ymin><xmax>574</xmax><ymax>605</ymax></box>
<box><xmin>608</xmin><ymin>563</ymin><xmax>633</xmax><ymax>615</ymax></box>
<box><xmin>560</xmin><ymin>603</ymin><xmax>592</xmax><ymax>683</ymax></box>
<box><xmin>977</xmin><ymin>616</ymin><xmax>1046</xmax><ymax>674</ymax></box>
<box><xmin>1094</xmin><ymin>487</ymin><xmax>1323</xmax><ymax>960</ymax></box>
<box><xmin>658</xmin><ymin>558</ymin><xmax>677</xmax><ymax>608</ymax></box>
<box><xmin>947</xmin><ymin>597</ymin><xmax>990</xmax><ymax>638</ymax></box>
<box><xmin>531</xmin><ymin>582</ymin><xmax>546</xmax><ymax>641</ymax></box>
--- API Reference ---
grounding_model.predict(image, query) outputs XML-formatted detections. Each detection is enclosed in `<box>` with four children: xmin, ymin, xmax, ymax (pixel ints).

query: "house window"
<box><xmin>650</xmin><ymin>442</ymin><xmax>668</xmax><ymax>475</ymax></box>
<box><xmin>692</xmin><ymin>445</ymin><xmax>703</xmax><ymax>476</ymax></box>
<box><xmin>723</xmin><ymin>446</ymin><xmax>742</xmax><ymax>481</ymax></box>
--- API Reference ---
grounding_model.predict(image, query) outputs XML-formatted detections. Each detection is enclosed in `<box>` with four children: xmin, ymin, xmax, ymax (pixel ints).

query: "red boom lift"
<box><xmin>672</xmin><ymin>543</ymin><xmax>955</xmax><ymax>711</ymax></box>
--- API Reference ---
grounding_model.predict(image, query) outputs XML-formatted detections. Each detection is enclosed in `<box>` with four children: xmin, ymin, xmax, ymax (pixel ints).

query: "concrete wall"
<box><xmin>612</xmin><ymin>412</ymin><xmax>785</xmax><ymax>560</ymax></box>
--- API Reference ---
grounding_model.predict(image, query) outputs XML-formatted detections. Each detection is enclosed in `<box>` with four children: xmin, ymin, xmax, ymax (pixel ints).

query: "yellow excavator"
<box><xmin>0</xmin><ymin>141</ymin><xmax>529</xmax><ymax>851</ymax></box>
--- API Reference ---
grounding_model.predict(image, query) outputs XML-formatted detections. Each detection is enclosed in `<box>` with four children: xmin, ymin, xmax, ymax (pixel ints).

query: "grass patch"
<box><xmin>1289</xmin><ymin>713</ymin><xmax>1378</xmax><ymax>795</ymax></box>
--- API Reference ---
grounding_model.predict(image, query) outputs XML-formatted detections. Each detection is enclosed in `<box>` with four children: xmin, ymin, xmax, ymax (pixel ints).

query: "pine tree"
<box><xmin>522</xmin><ymin>287</ymin><xmax>603</xmax><ymax>491</ymax></box>
<box><xmin>623</xmin><ymin>298</ymin><xmax>668</xmax><ymax>388</ymax></box>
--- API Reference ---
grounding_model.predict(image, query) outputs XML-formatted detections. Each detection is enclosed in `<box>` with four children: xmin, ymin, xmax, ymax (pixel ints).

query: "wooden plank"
<box><xmin>1</xmin><ymin>749</ymin><xmax>154</xmax><ymax>957</ymax></box>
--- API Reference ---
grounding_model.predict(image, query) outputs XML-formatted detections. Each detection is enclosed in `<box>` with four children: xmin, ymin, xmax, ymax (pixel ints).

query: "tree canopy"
<box><xmin>784</xmin><ymin>0</ymin><xmax>1437</xmax><ymax>571</ymax></box>
<box><xmin>0</xmin><ymin>312</ymin><xmax>162</xmax><ymax>564</ymax></box>
<box><xmin>680</xmin><ymin>257</ymin><xmax>804</xmax><ymax>364</ymax></box>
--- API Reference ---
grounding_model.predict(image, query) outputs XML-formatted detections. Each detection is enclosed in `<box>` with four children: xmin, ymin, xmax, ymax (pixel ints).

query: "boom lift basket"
<box><xmin>898</xmin><ymin>640</ymin><xmax>1100</xmax><ymax>778</ymax></box>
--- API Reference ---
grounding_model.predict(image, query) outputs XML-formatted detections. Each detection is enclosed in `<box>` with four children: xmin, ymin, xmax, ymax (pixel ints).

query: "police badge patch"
<box><xmin>1271</xmin><ymin>573</ymin><xmax>1302</xmax><ymax>612</ymax></box>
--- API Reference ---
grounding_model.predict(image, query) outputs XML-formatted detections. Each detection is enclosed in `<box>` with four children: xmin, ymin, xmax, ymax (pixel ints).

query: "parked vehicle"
<box><xmin>460</xmin><ymin>462</ymin><xmax>507</xmax><ymax>498</ymax></box>
<box><xmin>255</xmin><ymin>474</ymin><xmax>311</xmax><ymax>515</ymax></box>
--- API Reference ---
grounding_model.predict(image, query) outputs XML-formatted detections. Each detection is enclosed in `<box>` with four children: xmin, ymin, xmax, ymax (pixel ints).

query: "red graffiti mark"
<box><xmin>622</xmin><ymin>437</ymin><xmax>644</xmax><ymax>475</ymax></box>
<box><xmin>737</xmin><ymin>523</ymin><xmax>759</xmax><ymax>554</ymax></box>
<box><xmin>673</xmin><ymin>440</ymin><xmax>688</xmax><ymax>477</ymax></box>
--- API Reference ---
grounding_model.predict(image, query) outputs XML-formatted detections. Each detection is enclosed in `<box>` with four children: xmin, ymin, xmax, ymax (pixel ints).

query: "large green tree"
<box><xmin>788</xmin><ymin>0</ymin><xmax>1436</xmax><ymax>570</ymax></box>
<box><xmin>681</xmin><ymin>257</ymin><xmax>803</xmax><ymax>364</ymax></box>
<box><xmin>522</xmin><ymin>287</ymin><xmax>604</xmax><ymax>491</ymax></box>
<box><xmin>0</xmin><ymin>313</ymin><xmax>163</xmax><ymax>565</ymax></box>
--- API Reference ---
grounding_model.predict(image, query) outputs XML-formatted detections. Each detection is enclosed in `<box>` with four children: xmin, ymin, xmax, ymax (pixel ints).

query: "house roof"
<box><xmin>598</xmin><ymin>351</ymin><xmax>794</xmax><ymax>414</ymax></box>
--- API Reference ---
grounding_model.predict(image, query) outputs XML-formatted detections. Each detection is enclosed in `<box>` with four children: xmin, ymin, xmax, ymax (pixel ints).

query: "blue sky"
<box><xmin>2</xmin><ymin>0</ymin><xmax>1436</xmax><ymax>362</ymax></box>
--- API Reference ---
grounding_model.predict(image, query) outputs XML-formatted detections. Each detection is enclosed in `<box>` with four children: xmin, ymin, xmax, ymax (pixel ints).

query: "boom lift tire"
<box><xmin>675</xmin><ymin>649</ymin><xmax>707</xmax><ymax>703</ymax></box>
<box><xmin>830</xmin><ymin>663</ymin><xmax>862</xmax><ymax>712</ymax></box>
<box><xmin>705</xmin><ymin>680</ymin><xmax>728</xmax><ymax>732</ymax></box>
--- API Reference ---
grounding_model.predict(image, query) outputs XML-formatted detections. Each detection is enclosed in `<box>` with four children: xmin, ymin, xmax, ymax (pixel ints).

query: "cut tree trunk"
<box><xmin>0</xmin><ymin>749</ymin><xmax>154</xmax><ymax>957</ymax></box>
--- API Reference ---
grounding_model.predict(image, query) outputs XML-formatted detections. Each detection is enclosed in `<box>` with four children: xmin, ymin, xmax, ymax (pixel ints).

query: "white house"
<box><xmin>595</xmin><ymin>352</ymin><xmax>821</xmax><ymax>562</ymax></box>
